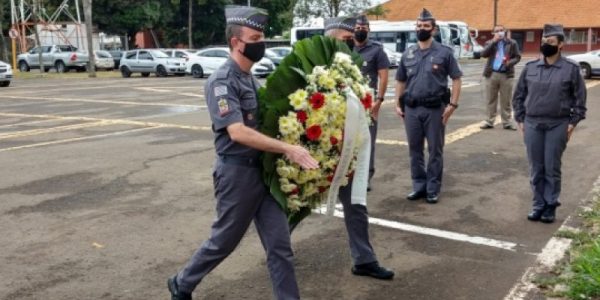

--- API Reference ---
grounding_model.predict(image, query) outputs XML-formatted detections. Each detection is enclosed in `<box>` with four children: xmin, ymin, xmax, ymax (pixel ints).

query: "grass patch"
<box><xmin>536</xmin><ymin>193</ymin><xmax>600</xmax><ymax>299</ymax></box>
<box><xmin>14</xmin><ymin>70</ymin><xmax>121</xmax><ymax>80</ymax></box>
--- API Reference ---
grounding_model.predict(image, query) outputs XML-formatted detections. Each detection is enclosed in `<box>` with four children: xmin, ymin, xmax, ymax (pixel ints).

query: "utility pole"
<box><xmin>31</xmin><ymin>0</ymin><xmax>45</xmax><ymax>73</ymax></box>
<box><xmin>188</xmin><ymin>0</ymin><xmax>193</xmax><ymax>48</ymax></box>
<box><xmin>82</xmin><ymin>0</ymin><xmax>96</xmax><ymax>77</ymax></box>
<box><xmin>247</xmin><ymin>0</ymin><xmax>250</xmax><ymax>7</ymax></box>
<box><xmin>493</xmin><ymin>0</ymin><xmax>498</xmax><ymax>27</ymax></box>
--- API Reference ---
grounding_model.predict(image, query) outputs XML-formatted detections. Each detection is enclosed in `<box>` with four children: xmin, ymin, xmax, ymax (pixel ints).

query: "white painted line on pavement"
<box><xmin>314</xmin><ymin>204</ymin><xmax>521</xmax><ymax>252</ymax></box>
<box><xmin>0</xmin><ymin>95</ymin><xmax>205</xmax><ymax>109</ymax></box>
<box><xmin>0</xmin><ymin>119</ymin><xmax>58</xmax><ymax>129</ymax></box>
<box><xmin>586</xmin><ymin>81</ymin><xmax>600</xmax><ymax>89</ymax></box>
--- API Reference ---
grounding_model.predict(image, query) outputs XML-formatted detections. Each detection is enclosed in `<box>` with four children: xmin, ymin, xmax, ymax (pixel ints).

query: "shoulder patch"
<box><xmin>217</xmin><ymin>98</ymin><xmax>230</xmax><ymax>116</ymax></box>
<box><xmin>214</xmin><ymin>85</ymin><xmax>228</xmax><ymax>97</ymax></box>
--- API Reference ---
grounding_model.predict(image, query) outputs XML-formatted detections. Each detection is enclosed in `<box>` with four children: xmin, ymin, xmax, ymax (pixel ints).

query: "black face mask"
<box><xmin>354</xmin><ymin>30</ymin><xmax>368</xmax><ymax>43</ymax></box>
<box><xmin>417</xmin><ymin>29</ymin><xmax>433</xmax><ymax>42</ymax></box>
<box><xmin>540</xmin><ymin>43</ymin><xmax>559</xmax><ymax>57</ymax></box>
<box><xmin>239</xmin><ymin>40</ymin><xmax>266</xmax><ymax>62</ymax></box>
<box><xmin>345</xmin><ymin>38</ymin><xmax>355</xmax><ymax>50</ymax></box>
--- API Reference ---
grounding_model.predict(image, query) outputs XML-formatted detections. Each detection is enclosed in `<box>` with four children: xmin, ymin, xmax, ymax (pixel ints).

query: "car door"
<box><xmin>43</xmin><ymin>46</ymin><xmax>56</xmax><ymax>66</ymax></box>
<box><xmin>592</xmin><ymin>51</ymin><xmax>600</xmax><ymax>69</ymax></box>
<box><xmin>198</xmin><ymin>50</ymin><xmax>224</xmax><ymax>72</ymax></box>
<box><xmin>28</xmin><ymin>47</ymin><xmax>40</xmax><ymax>67</ymax></box>
<box><xmin>137</xmin><ymin>51</ymin><xmax>154</xmax><ymax>72</ymax></box>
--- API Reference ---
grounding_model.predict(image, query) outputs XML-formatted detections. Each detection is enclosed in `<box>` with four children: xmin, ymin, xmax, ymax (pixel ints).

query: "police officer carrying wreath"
<box><xmin>512</xmin><ymin>24</ymin><xmax>587</xmax><ymax>223</ymax></box>
<box><xmin>394</xmin><ymin>8</ymin><xmax>463</xmax><ymax>204</ymax></box>
<box><xmin>167</xmin><ymin>5</ymin><xmax>318</xmax><ymax>300</ymax></box>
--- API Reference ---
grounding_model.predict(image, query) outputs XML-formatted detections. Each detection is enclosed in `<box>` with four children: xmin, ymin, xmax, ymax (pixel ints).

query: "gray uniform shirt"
<box><xmin>354</xmin><ymin>40</ymin><xmax>390</xmax><ymax>90</ymax></box>
<box><xmin>513</xmin><ymin>56</ymin><xmax>587</xmax><ymax>125</ymax></box>
<box><xmin>395</xmin><ymin>41</ymin><xmax>463</xmax><ymax>100</ymax></box>
<box><xmin>205</xmin><ymin>58</ymin><xmax>261</xmax><ymax>158</ymax></box>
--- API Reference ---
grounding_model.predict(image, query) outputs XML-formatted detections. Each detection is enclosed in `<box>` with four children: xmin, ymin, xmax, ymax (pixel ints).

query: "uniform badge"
<box><xmin>433</xmin><ymin>64</ymin><xmax>439</xmax><ymax>70</ymax></box>
<box><xmin>247</xmin><ymin>113</ymin><xmax>254</xmax><ymax>121</ymax></box>
<box><xmin>214</xmin><ymin>86</ymin><xmax>228</xmax><ymax>97</ymax></box>
<box><xmin>363</xmin><ymin>61</ymin><xmax>368</xmax><ymax>67</ymax></box>
<box><xmin>218</xmin><ymin>98</ymin><xmax>230</xmax><ymax>116</ymax></box>
<box><xmin>407</xmin><ymin>50</ymin><xmax>414</xmax><ymax>59</ymax></box>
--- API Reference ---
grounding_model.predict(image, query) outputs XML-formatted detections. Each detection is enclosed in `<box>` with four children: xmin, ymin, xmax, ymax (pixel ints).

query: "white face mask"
<box><xmin>497</xmin><ymin>31</ymin><xmax>506</xmax><ymax>38</ymax></box>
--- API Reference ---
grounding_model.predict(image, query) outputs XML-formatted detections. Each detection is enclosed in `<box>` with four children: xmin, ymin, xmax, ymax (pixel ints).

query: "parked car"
<box><xmin>185</xmin><ymin>53</ymin><xmax>217</xmax><ymax>78</ymax></box>
<box><xmin>268</xmin><ymin>46</ymin><xmax>292</xmax><ymax>58</ymax></box>
<box><xmin>264</xmin><ymin>49</ymin><xmax>283</xmax><ymax>66</ymax></box>
<box><xmin>0</xmin><ymin>60</ymin><xmax>13</xmax><ymax>87</ymax></box>
<box><xmin>108</xmin><ymin>50</ymin><xmax>124</xmax><ymax>70</ymax></box>
<box><xmin>161</xmin><ymin>49</ymin><xmax>196</xmax><ymax>61</ymax></box>
<box><xmin>119</xmin><ymin>49</ymin><xmax>186</xmax><ymax>78</ymax></box>
<box><xmin>17</xmin><ymin>44</ymin><xmax>89</xmax><ymax>73</ymax></box>
<box><xmin>382</xmin><ymin>47</ymin><xmax>402</xmax><ymax>68</ymax></box>
<box><xmin>568</xmin><ymin>50</ymin><xmax>600</xmax><ymax>79</ymax></box>
<box><xmin>94</xmin><ymin>50</ymin><xmax>115</xmax><ymax>71</ymax></box>
<box><xmin>472</xmin><ymin>40</ymin><xmax>483</xmax><ymax>59</ymax></box>
<box><xmin>195</xmin><ymin>47</ymin><xmax>275</xmax><ymax>78</ymax></box>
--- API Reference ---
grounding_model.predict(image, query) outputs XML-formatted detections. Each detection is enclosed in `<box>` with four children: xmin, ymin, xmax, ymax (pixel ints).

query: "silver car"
<box><xmin>0</xmin><ymin>60</ymin><xmax>13</xmax><ymax>87</ymax></box>
<box><xmin>119</xmin><ymin>49</ymin><xmax>186</xmax><ymax>78</ymax></box>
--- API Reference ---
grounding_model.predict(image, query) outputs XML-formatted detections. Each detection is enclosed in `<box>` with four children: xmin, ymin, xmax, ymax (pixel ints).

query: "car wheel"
<box><xmin>55</xmin><ymin>61</ymin><xmax>67</xmax><ymax>73</ymax></box>
<box><xmin>141</xmin><ymin>72</ymin><xmax>150</xmax><ymax>77</ymax></box>
<box><xmin>580</xmin><ymin>63</ymin><xmax>592</xmax><ymax>79</ymax></box>
<box><xmin>191</xmin><ymin>64</ymin><xmax>204</xmax><ymax>78</ymax></box>
<box><xmin>156</xmin><ymin>65</ymin><xmax>168</xmax><ymax>77</ymax></box>
<box><xmin>19</xmin><ymin>61</ymin><xmax>30</xmax><ymax>72</ymax></box>
<box><xmin>0</xmin><ymin>81</ymin><xmax>9</xmax><ymax>87</ymax></box>
<box><xmin>121</xmin><ymin>66</ymin><xmax>132</xmax><ymax>78</ymax></box>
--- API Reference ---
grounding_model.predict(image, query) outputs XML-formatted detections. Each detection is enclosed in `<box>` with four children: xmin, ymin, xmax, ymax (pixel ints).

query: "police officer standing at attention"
<box><xmin>394</xmin><ymin>9</ymin><xmax>463</xmax><ymax>204</ymax></box>
<box><xmin>322</xmin><ymin>16</ymin><xmax>395</xmax><ymax>280</ymax></box>
<box><xmin>353</xmin><ymin>15</ymin><xmax>391</xmax><ymax>192</ymax></box>
<box><xmin>480</xmin><ymin>24</ymin><xmax>521</xmax><ymax>130</ymax></box>
<box><xmin>513</xmin><ymin>24</ymin><xmax>587</xmax><ymax>223</ymax></box>
<box><xmin>167</xmin><ymin>6</ymin><xmax>318</xmax><ymax>300</ymax></box>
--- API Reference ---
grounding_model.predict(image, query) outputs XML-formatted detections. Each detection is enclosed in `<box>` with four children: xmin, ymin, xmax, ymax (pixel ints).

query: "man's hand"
<box><xmin>442</xmin><ymin>105</ymin><xmax>456</xmax><ymax>125</ymax></box>
<box><xmin>371</xmin><ymin>100</ymin><xmax>383</xmax><ymax>120</ymax></box>
<box><xmin>284</xmin><ymin>144</ymin><xmax>319</xmax><ymax>169</ymax></box>
<box><xmin>395</xmin><ymin>105</ymin><xmax>404</xmax><ymax>119</ymax></box>
<box><xmin>567</xmin><ymin>124</ymin><xmax>575</xmax><ymax>142</ymax></box>
<box><xmin>517</xmin><ymin>122</ymin><xmax>524</xmax><ymax>135</ymax></box>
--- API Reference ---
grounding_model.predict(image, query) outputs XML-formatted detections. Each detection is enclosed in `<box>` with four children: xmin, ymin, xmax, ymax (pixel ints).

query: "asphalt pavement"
<box><xmin>0</xmin><ymin>59</ymin><xmax>599</xmax><ymax>300</ymax></box>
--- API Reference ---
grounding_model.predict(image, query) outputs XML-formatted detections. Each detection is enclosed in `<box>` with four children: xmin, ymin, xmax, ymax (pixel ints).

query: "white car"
<box><xmin>568</xmin><ymin>50</ymin><xmax>600</xmax><ymax>79</ymax></box>
<box><xmin>0</xmin><ymin>60</ymin><xmax>13</xmax><ymax>87</ymax></box>
<box><xmin>94</xmin><ymin>50</ymin><xmax>115</xmax><ymax>70</ymax></box>
<box><xmin>195</xmin><ymin>47</ymin><xmax>275</xmax><ymax>78</ymax></box>
<box><xmin>186</xmin><ymin>52</ymin><xmax>217</xmax><ymax>78</ymax></box>
<box><xmin>382</xmin><ymin>47</ymin><xmax>402</xmax><ymax>68</ymax></box>
<box><xmin>119</xmin><ymin>49</ymin><xmax>186</xmax><ymax>78</ymax></box>
<box><xmin>268</xmin><ymin>46</ymin><xmax>292</xmax><ymax>58</ymax></box>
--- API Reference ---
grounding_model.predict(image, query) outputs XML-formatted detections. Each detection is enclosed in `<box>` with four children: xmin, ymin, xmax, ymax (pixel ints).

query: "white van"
<box><xmin>447</xmin><ymin>21</ymin><xmax>479</xmax><ymax>58</ymax></box>
<box><xmin>370</xmin><ymin>20</ymin><xmax>457</xmax><ymax>57</ymax></box>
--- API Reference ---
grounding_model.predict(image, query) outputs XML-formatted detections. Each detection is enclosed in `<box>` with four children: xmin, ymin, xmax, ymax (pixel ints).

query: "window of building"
<box><xmin>566</xmin><ymin>30</ymin><xmax>598</xmax><ymax>44</ymax></box>
<box><xmin>526</xmin><ymin>31</ymin><xmax>535</xmax><ymax>42</ymax></box>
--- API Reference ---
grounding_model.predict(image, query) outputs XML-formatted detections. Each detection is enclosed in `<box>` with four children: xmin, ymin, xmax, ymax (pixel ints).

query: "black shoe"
<box><xmin>352</xmin><ymin>262</ymin><xmax>395</xmax><ymax>280</ymax></box>
<box><xmin>426</xmin><ymin>193</ymin><xmax>439</xmax><ymax>204</ymax></box>
<box><xmin>527</xmin><ymin>208</ymin><xmax>545</xmax><ymax>221</ymax></box>
<box><xmin>540</xmin><ymin>206</ymin><xmax>557</xmax><ymax>223</ymax></box>
<box><xmin>168</xmin><ymin>275</ymin><xmax>192</xmax><ymax>300</ymax></box>
<box><xmin>407</xmin><ymin>190</ymin><xmax>426</xmax><ymax>201</ymax></box>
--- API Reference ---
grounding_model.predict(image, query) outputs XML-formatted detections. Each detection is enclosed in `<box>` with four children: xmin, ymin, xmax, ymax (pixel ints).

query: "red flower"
<box><xmin>306</xmin><ymin>125</ymin><xmax>322</xmax><ymax>141</ymax></box>
<box><xmin>327</xmin><ymin>175</ymin><xmax>334</xmax><ymax>182</ymax></box>
<box><xmin>330</xmin><ymin>136</ymin><xmax>339</xmax><ymax>145</ymax></box>
<box><xmin>310</xmin><ymin>93</ymin><xmax>325</xmax><ymax>110</ymax></box>
<box><xmin>318</xmin><ymin>186</ymin><xmax>327</xmax><ymax>193</ymax></box>
<box><xmin>296</xmin><ymin>110</ymin><xmax>308</xmax><ymax>123</ymax></box>
<box><xmin>291</xmin><ymin>187</ymin><xmax>299</xmax><ymax>195</ymax></box>
<box><xmin>361</xmin><ymin>93</ymin><xmax>373</xmax><ymax>110</ymax></box>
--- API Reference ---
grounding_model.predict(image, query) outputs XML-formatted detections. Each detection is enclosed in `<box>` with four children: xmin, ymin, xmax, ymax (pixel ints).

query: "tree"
<box><xmin>365</xmin><ymin>4</ymin><xmax>389</xmax><ymax>20</ymax></box>
<box><xmin>0</xmin><ymin>0</ymin><xmax>9</xmax><ymax>62</ymax></box>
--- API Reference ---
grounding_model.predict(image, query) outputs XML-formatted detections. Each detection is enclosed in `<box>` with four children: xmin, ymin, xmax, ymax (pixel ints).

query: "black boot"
<box><xmin>351</xmin><ymin>261</ymin><xmax>395</xmax><ymax>280</ymax></box>
<box><xmin>527</xmin><ymin>207</ymin><xmax>545</xmax><ymax>221</ymax></box>
<box><xmin>540</xmin><ymin>205</ymin><xmax>557</xmax><ymax>223</ymax></box>
<box><xmin>168</xmin><ymin>275</ymin><xmax>192</xmax><ymax>300</ymax></box>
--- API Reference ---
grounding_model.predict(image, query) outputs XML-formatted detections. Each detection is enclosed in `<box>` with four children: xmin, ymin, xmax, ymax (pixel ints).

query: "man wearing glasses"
<box><xmin>394</xmin><ymin>8</ymin><xmax>462</xmax><ymax>204</ymax></box>
<box><xmin>480</xmin><ymin>24</ymin><xmax>521</xmax><ymax>130</ymax></box>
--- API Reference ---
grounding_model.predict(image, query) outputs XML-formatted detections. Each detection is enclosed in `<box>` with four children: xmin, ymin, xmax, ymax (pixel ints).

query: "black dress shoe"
<box><xmin>351</xmin><ymin>262</ymin><xmax>395</xmax><ymax>280</ymax></box>
<box><xmin>540</xmin><ymin>206</ymin><xmax>557</xmax><ymax>223</ymax></box>
<box><xmin>527</xmin><ymin>208</ymin><xmax>545</xmax><ymax>221</ymax></box>
<box><xmin>367</xmin><ymin>183</ymin><xmax>372</xmax><ymax>192</ymax></box>
<box><xmin>426</xmin><ymin>193</ymin><xmax>439</xmax><ymax>204</ymax></box>
<box><xmin>407</xmin><ymin>190</ymin><xmax>426</xmax><ymax>201</ymax></box>
<box><xmin>168</xmin><ymin>275</ymin><xmax>192</xmax><ymax>300</ymax></box>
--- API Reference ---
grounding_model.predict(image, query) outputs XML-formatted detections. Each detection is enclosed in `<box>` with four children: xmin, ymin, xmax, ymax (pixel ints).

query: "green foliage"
<box><xmin>567</xmin><ymin>239</ymin><xmax>600</xmax><ymax>299</ymax></box>
<box><xmin>257</xmin><ymin>35</ymin><xmax>362</xmax><ymax>224</ymax></box>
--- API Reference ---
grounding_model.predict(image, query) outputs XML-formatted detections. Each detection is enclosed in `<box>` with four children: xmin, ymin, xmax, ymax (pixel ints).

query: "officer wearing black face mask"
<box><xmin>394</xmin><ymin>8</ymin><xmax>463</xmax><ymax>204</ymax></box>
<box><xmin>353</xmin><ymin>15</ymin><xmax>390</xmax><ymax>191</ymax></box>
<box><xmin>512</xmin><ymin>23</ymin><xmax>587</xmax><ymax>224</ymax></box>
<box><xmin>168</xmin><ymin>5</ymin><xmax>319</xmax><ymax>300</ymax></box>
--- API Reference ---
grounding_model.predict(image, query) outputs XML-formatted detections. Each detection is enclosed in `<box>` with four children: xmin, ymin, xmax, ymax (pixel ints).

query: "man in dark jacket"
<box><xmin>481</xmin><ymin>25</ymin><xmax>521</xmax><ymax>130</ymax></box>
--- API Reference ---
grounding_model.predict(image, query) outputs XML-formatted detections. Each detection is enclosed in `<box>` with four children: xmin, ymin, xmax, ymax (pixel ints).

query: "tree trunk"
<box><xmin>32</xmin><ymin>0</ymin><xmax>45</xmax><ymax>73</ymax></box>
<box><xmin>83</xmin><ymin>0</ymin><xmax>96</xmax><ymax>77</ymax></box>
<box><xmin>0</xmin><ymin>0</ymin><xmax>9</xmax><ymax>62</ymax></box>
<box><xmin>188</xmin><ymin>0</ymin><xmax>193</xmax><ymax>48</ymax></box>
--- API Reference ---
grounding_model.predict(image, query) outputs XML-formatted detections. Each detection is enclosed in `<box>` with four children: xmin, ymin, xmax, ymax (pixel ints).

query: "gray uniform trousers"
<box><xmin>368</xmin><ymin>119</ymin><xmax>378</xmax><ymax>181</ymax></box>
<box><xmin>524</xmin><ymin>118</ymin><xmax>568</xmax><ymax>209</ymax></box>
<box><xmin>339</xmin><ymin>181</ymin><xmax>377</xmax><ymax>265</ymax></box>
<box><xmin>404</xmin><ymin>105</ymin><xmax>446</xmax><ymax>194</ymax></box>
<box><xmin>177</xmin><ymin>160</ymin><xmax>300</xmax><ymax>300</ymax></box>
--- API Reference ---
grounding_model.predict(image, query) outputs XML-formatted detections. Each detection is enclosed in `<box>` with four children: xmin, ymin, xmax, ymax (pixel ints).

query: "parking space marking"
<box><xmin>135</xmin><ymin>87</ymin><xmax>203</xmax><ymax>98</ymax></box>
<box><xmin>376</xmin><ymin>139</ymin><xmax>408</xmax><ymax>146</ymax></box>
<box><xmin>586</xmin><ymin>80</ymin><xmax>600</xmax><ymax>89</ymax></box>
<box><xmin>0</xmin><ymin>95</ymin><xmax>206</xmax><ymax>109</ymax></box>
<box><xmin>314</xmin><ymin>204</ymin><xmax>522</xmax><ymax>252</ymax></box>
<box><xmin>0</xmin><ymin>119</ymin><xmax>58</xmax><ymax>129</ymax></box>
<box><xmin>0</xmin><ymin>112</ymin><xmax>212</xmax><ymax>131</ymax></box>
<box><xmin>0</xmin><ymin>121</ymin><xmax>109</xmax><ymax>140</ymax></box>
<box><xmin>0</xmin><ymin>127</ymin><xmax>158</xmax><ymax>153</ymax></box>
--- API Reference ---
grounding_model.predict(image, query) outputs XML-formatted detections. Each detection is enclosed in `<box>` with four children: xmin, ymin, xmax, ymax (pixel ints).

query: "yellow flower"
<box><xmin>289</xmin><ymin>89</ymin><xmax>308</xmax><ymax>110</ymax></box>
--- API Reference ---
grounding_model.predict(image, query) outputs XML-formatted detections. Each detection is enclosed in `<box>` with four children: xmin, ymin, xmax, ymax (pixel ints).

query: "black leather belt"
<box><xmin>218</xmin><ymin>155</ymin><xmax>260</xmax><ymax>168</ymax></box>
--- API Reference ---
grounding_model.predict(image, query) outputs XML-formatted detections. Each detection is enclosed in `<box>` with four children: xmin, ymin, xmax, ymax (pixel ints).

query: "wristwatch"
<box><xmin>448</xmin><ymin>102</ymin><xmax>459</xmax><ymax>108</ymax></box>
<box><xmin>377</xmin><ymin>96</ymin><xmax>384</xmax><ymax>102</ymax></box>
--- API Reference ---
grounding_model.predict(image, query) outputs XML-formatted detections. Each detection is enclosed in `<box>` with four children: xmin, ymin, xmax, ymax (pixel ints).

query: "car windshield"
<box><xmin>265</xmin><ymin>49</ymin><xmax>279</xmax><ymax>58</ymax></box>
<box><xmin>96</xmin><ymin>51</ymin><xmax>111</xmax><ymax>58</ymax></box>
<box><xmin>150</xmin><ymin>50</ymin><xmax>170</xmax><ymax>58</ymax></box>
